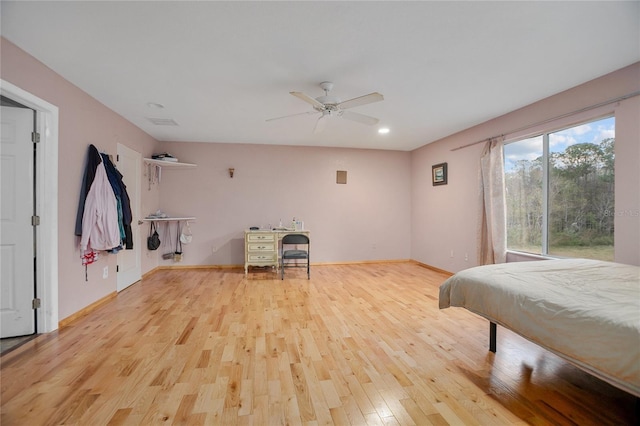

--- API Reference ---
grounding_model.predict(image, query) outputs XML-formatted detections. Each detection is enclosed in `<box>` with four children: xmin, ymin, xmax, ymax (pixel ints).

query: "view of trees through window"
<box><xmin>504</xmin><ymin>116</ymin><xmax>615</xmax><ymax>260</ymax></box>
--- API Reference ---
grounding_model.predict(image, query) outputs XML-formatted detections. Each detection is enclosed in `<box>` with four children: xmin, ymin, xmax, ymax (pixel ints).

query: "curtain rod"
<box><xmin>450</xmin><ymin>91</ymin><xmax>640</xmax><ymax>152</ymax></box>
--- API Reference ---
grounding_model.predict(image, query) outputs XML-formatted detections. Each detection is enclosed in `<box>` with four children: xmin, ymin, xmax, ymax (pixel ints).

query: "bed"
<box><xmin>439</xmin><ymin>258</ymin><xmax>640</xmax><ymax>397</ymax></box>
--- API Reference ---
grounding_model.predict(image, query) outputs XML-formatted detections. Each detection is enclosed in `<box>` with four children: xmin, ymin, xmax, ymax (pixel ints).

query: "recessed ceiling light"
<box><xmin>147</xmin><ymin>102</ymin><xmax>165</xmax><ymax>109</ymax></box>
<box><xmin>378</xmin><ymin>127</ymin><xmax>390</xmax><ymax>134</ymax></box>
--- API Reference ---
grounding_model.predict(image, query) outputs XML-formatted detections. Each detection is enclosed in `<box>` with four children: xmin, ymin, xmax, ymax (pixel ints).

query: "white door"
<box><xmin>116</xmin><ymin>143</ymin><xmax>141</xmax><ymax>291</ymax></box>
<box><xmin>1</xmin><ymin>106</ymin><xmax>35</xmax><ymax>337</ymax></box>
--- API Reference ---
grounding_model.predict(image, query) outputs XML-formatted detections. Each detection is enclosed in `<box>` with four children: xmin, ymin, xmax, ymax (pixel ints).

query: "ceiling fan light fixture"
<box><xmin>378</xmin><ymin>127</ymin><xmax>390</xmax><ymax>134</ymax></box>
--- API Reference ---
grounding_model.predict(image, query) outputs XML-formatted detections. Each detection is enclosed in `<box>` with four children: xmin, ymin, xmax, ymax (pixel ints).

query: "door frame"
<box><xmin>1</xmin><ymin>79</ymin><xmax>59</xmax><ymax>333</ymax></box>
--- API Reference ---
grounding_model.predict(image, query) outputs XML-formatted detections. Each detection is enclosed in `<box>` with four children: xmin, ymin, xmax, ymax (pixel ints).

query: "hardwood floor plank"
<box><xmin>173</xmin><ymin>393</ymin><xmax>198</xmax><ymax>424</ymax></box>
<box><xmin>238</xmin><ymin>378</ymin><xmax>253</xmax><ymax>416</ymax></box>
<box><xmin>290</xmin><ymin>362</ymin><xmax>316</xmax><ymax>422</ymax></box>
<box><xmin>106</xmin><ymin>407</ymin><xmax>132</xmax><ymax>425</ymax></box>
<box><xmin>363</xmin><ymin>381</ymin><xmax>395</xmax><ymax>419</ymax></box>
<box><xmin>1</xmin><ymin>264</ymin><xmax>637</xmax><ymax>425</ymax></box>
<box><xmin>329</xmin><ymin>405</ymin><xmax>351</xmax><ymax>425</ymax></box>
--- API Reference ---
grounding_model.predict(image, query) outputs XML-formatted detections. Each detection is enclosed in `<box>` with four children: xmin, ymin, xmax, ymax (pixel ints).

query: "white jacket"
<box><xmin>80</xmin><ymin>162</ymin><xmax>121</xmax><ymax>251</ymax></box>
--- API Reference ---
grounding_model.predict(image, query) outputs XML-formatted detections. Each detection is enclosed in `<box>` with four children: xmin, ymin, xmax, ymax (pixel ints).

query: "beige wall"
<box><xmin>411</xmin><ymin>63</ymin><xmax>640</xmax><ymax>271</ymax></box>
<box><xmin>153</xmin><ymin>142</ymin><xmax>411</xmax><ymax>265</ymax></box>
<box><xmin>1</xmin><ymin>38</ymin><xmax>161</xmax><ymax>320</ymax></box>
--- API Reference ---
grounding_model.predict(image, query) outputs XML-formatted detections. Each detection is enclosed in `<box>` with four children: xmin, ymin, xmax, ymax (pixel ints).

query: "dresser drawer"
<box><xmin>247</xmin><ymin>253</ymin><xmax>277</xmax><ymax>262</ymax></box>
<box><xmin>247</xmin><ymin>233</ymin><xmax>276</xmax><ymax>243</ymax></box>
<box><xmin>247</xmin><ymin>243</ymin><xmax>276</xmax><ymax>252</ymax></box>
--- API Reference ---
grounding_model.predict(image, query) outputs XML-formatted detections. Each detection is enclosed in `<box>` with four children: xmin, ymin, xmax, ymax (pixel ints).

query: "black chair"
<box><xmin>281</xmin><ymin>234</ymin><xmax>310</xmax><ymax>279</ymax></box>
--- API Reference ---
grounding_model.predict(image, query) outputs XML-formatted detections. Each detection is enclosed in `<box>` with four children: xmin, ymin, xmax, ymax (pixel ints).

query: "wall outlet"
<box><xmin>464</xmin><ymin>253</ymin><xmax>469</xmax><ymax>261</ymax></box>
<box><xmin>103</xmin><ymin>266</ymin><xmax>108</xmax><ymax>279</ymax></box>
<box><xmin>450</xmin><ymin>250</ymin><xmax>454</xmax><ymax>258</ymax></box>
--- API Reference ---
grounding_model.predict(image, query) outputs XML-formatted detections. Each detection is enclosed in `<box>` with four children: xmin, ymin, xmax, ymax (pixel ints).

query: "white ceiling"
<box><xmin>2</xmin><ymin>1</ymin><xmax>638</xmax><ymax>151</ymax></box>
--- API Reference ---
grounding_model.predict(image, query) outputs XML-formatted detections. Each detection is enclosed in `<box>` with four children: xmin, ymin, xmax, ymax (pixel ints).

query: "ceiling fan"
<box><xmin>267</xmin><ymin>82</ymin><xmax>384</xmax><ymax>133</ymax></box>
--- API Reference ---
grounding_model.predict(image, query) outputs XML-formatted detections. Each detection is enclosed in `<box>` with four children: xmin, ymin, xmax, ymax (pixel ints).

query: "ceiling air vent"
<box><xmin>146</xmin><ymin>117</ymin><xmax>179</xmax><ymax>126</ymax></box>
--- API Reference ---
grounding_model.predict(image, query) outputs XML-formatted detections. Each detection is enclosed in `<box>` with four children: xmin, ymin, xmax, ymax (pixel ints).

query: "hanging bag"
<box><xmin>180</xmin><ymin>221</ymin><xmax>193</xmax><ymax>244</ymax></box>
<box><xmin>174</xmin><ymin>222</ymin><xmax>183</xmax><ymax>262</ymax></box>
<box><xmin>162</xmin><ymin>222</ymin><xmax>174</xmax><ymax>259</ymax></box>
<box><xmin>147</xmin><ymin>222</ymin><xmax>161</xmax><ymax>250</ymax></box>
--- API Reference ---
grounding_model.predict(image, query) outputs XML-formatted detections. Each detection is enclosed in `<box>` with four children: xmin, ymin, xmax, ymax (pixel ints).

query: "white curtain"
<box><xmin>478</xmin><ymin>137</ymin><xmax>506</xmax><ymax>265</ymax></box>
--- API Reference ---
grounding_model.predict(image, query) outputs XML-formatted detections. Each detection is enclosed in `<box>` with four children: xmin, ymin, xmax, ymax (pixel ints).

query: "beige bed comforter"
<box><xmin>439</xmin><ymin>258</ymin><xmax>640</xmax><ymax>396</ymax></box>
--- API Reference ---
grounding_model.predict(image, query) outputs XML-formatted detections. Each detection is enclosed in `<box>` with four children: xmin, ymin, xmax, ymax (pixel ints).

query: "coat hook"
<box><xmin>229</xmin><ymin>168</ymin><xmax>235</xmax><ymax>178</ymax></box>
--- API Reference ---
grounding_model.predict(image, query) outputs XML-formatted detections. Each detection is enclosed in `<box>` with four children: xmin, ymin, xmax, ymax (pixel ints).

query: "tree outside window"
<box><xmin>504</xmin><ymin>116</ymin><xmax>615</xmax><ymax>261</ymax></box>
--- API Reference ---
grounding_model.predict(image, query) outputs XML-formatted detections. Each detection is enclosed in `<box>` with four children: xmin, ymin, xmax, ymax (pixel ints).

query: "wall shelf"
<box><xmin>143</xmin><ymin>158</ymin><xmax>196</xmax><ymax>168</ymax></box>
<box><xmin>144</xmin><ymin>158</ymin><xmax>196</xmax><ymax>188</ymax></box>
<box><xmin>142</xmin><ymin>217</ymin><xmax>196</xmax><ymax>222</ymax></box>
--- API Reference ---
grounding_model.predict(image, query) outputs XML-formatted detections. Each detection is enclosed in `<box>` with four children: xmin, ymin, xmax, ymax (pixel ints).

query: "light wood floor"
<box><xmin>1</xmin><ymin>263</ymin><xmax>636</xmax><ymax>425</ymax></box>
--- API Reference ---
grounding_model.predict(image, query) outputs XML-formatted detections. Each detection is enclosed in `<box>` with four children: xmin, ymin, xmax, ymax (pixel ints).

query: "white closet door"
<box><xmin>116</xmin><ymin>143</ymin><xmax>142</xmax><ymax>292</ymax></box>
<box><xmin>1</xmin><ymin>106</ymin><xmax>35</xmax><ymax>337</ymax></box>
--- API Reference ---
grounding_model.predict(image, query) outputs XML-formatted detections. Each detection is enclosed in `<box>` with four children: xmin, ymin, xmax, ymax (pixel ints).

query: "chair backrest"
<box><xmin>282</xmin><ymin>234</ymin><xmax>309</xmax><ymax>245</ymax></box>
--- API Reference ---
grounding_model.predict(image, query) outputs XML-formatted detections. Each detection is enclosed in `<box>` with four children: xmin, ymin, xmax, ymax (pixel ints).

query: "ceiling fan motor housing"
<box><xmin>316</xmin><ymin>82</ymin><xmax>339</xmax><ymax>109</ymax></box>
<box><xmin>315</xmin><ymin>96</ymin><xmax>340</xmax><ymax>108</ymax></box>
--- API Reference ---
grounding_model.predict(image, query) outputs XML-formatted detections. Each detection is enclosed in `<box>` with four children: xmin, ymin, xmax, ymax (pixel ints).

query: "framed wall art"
<box><xmin>432</xmin><ymin>162</ymin><xmax>447</xmax><ymax>186</ymax></box>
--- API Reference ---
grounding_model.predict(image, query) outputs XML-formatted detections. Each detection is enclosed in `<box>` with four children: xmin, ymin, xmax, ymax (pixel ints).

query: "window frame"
<box><xmin>503</xmin><ymin>112</ymin><xmax>615</xmax><ymax>258</ymax></box>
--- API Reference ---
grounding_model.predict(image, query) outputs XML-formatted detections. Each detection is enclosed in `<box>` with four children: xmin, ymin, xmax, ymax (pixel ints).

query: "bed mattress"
<box><xmin>439</xmin><ymin>258</ymin><xmax>640</xmax><ymax>396</ymax></box>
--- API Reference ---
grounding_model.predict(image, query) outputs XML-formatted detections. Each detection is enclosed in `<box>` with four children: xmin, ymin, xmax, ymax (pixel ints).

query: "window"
<box><xmin>504</xmin><ymin>116</ymin><xmax>615</xmax><ymax>261</ymax></box>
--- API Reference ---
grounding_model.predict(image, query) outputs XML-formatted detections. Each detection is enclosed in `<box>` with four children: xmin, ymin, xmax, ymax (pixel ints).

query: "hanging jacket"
<box><xmin>101</xmin><ymin>153</ymin><xmax>134</xmax><ymax>249</ymax></box>
<box><xmin>75</xmin><ymin>144</ymin><xmax>102</xmax><ymax>236</ymax></box>
<box><xmin>80</xmin><ymin>161</ymin><xmax>121</xmax><ymax>251</ymax></box>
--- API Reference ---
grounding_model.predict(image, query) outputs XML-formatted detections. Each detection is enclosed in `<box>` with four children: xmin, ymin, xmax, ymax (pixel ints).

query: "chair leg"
<box><xmin>281</xmin><ymin>259</ymin><xmax>284</xmax><ymax>280</ymax></box>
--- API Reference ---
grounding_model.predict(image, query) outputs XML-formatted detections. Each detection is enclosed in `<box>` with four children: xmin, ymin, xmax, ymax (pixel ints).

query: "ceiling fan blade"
<box><xmin>340</xmin><ymin>110</ymin><xmax>379</xmax><ymax>126</ymax></box>
<box><xmin>313</xmin><ymin>114</ymin><xmax>328</xmax><ymax>134</ymax></box>
<box><xmin>290</xmin><ymin>91</ymin><xmax>326</xmax><ymax>110</ymax></box>
<box><xmin>337</xmin><ymin>92</ymin><xmax>384</xmax><ymax>110</ymax></box>
<box><xmin>266</xmin><ymin>110</ymin><xmax>319</xmax><ymax>122</ymax></box>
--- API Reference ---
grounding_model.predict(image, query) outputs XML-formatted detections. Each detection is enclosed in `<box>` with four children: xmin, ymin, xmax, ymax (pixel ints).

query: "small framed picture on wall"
<box><xmin>432</xmin><ymin>162</ymin><xmax>447</xmax><ymax>186</ymax></box>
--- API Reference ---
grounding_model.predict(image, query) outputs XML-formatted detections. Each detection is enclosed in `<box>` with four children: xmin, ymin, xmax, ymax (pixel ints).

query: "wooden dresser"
<box><xmin>244</xmin><ymin>229</ymin><xmax>310</xmax><ymax>275</ymax></box>
<box><xmin>244</xmin><ymin>230</ymin><xmax>278</xmax><ymax>274</ymax></box>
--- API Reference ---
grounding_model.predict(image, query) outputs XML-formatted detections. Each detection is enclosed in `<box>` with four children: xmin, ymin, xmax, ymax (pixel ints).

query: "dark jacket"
<box><xmin>101</xmin><ymin>153</ymin><xmax>133</xmax><ymax>249</ymax></box>
<box><xmin>75</xmin><ymin>144</ymin><xmax>102</xmax><ymax>236</ymax></box>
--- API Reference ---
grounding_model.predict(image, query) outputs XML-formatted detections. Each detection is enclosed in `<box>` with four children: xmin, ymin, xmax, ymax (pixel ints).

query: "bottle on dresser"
<box><xmin>290</xmin><ymin>217</ymin><xmax>304</xmax><ymax>230</ymax></box>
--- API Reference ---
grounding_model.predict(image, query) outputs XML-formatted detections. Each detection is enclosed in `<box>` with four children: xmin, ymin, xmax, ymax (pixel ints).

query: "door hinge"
<box><xmin>32</xmin><ymin>132</ymin><xmax>40</xmax><ymax>143</ymax></box>
<box><xmin>32</xmin><ymin>298</ymin><xmax>42</xmax><ymax>309</ymax></box>
<box><xmin>116</xmin><ymin>265</ymin><xmax>119</xmax><ymax>272</ymax></box>
<box><xmin>31</xmin><ymin>215</ymin><xmax>40</xmax><ymax>226</ymax></box>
